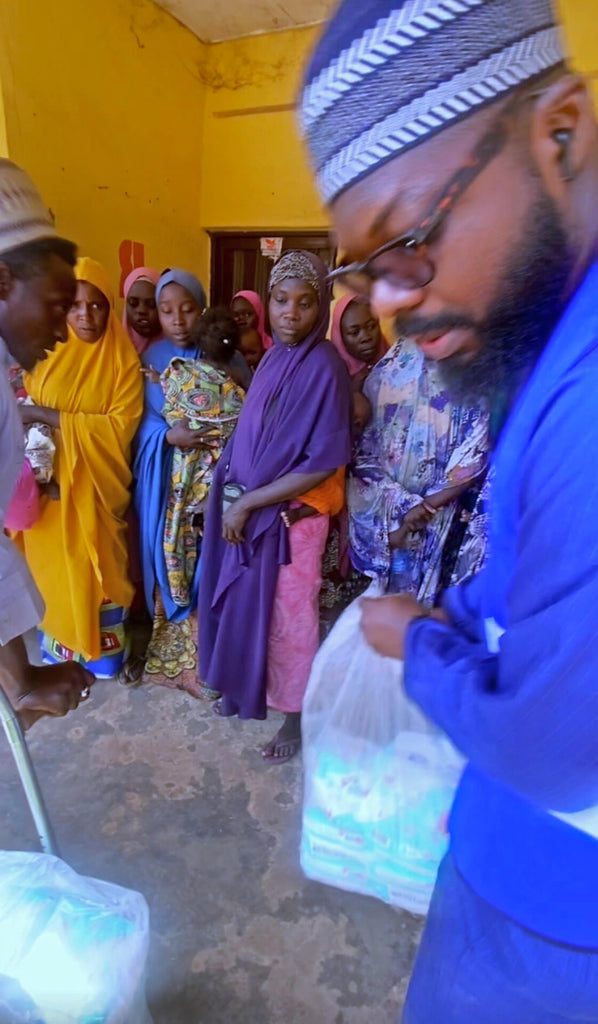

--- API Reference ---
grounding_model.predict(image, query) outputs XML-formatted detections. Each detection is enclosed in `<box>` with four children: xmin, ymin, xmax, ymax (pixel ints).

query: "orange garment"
<box><xmin>298</xmin><ymin>467</ymin><xmax>346</xmax><ymax>516</ymax></box>
<box><xmin>21</xmin><ymin>257</ymin><xmax>143</xmax><ymax>660</ymax></box>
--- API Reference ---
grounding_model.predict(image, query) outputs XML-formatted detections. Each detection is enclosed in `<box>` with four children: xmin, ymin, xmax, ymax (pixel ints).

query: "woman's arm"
<box><xmin>390</xmin><ymin>481</ymin><xmax>473</xmax><ymax>547</ymax></box>
<box><xmin>165</xmin><ymin>419</ymin><xmax>214</xmax><ymax>448</ymax></box>
<box><xmin>19</xmin><ymin>405</ymin><xmax>60</xmax><ymax>430</ymax></box>
<box><xmin>426</xmin><ymin>480</ymin><xmax>475</xmax><ymax>510</ymax></box>
<box><xmin>223</xmin><ymin>469</ymin><xmax>334</xmax><ymax>544</ymax></box>
<box><xmin>281</xmin><ymin>503</ymin><xmax>319</xmax><ymax>529</ymax></box>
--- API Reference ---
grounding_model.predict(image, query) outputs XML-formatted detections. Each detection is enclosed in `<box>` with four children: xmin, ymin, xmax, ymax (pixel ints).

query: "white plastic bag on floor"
<box><xmin>0</xmin><ymin>852</ymin><xmax>152</xmax><ymax>1024</ymax></box>
<box><xmin>301</xmin><ymin>586</ymin><xmax>464</xmax><ymax>915</ymax></box>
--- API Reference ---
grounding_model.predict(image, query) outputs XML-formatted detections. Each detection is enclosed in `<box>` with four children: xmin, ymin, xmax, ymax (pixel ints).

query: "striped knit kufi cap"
<box><xmin>300</xmin><ymin>0</ymin><xmax>566</xmax><ymax>206</ymax></box>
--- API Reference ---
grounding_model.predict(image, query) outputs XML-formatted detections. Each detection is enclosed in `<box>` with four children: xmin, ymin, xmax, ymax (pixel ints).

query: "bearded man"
<box><xmin>301</xmin><ymin>2</ymin><xmax>598</xmax><ymax>1021</ymax></box>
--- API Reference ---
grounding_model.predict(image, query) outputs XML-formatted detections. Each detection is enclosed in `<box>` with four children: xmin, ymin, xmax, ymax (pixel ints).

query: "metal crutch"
<box><xmin>0</xmin><ymin>684</ymin><xmax>59</xmax><ymax>856</ymax></box>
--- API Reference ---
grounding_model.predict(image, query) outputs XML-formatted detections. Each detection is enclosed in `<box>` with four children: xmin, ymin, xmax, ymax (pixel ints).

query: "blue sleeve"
<box><xmin>441</xmin><ymin>571</ymin><xmax>486</xmax><ymax>644</ymax></box>
<box><xmin>405</xmin><ymin>371</ymin><xmax>598</xmax><ymax>813</ymax></box>
<box><xmin>133</xmin><ymin>378</ymin><xmax>171</xmax><ymax>616</ymax></box>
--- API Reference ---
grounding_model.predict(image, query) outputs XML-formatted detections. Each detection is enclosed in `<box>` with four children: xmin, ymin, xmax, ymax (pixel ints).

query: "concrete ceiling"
<box><xmin>154</xmin><ymin>0</ymin><xmax>334</xmax><ymax>43</ymax></box>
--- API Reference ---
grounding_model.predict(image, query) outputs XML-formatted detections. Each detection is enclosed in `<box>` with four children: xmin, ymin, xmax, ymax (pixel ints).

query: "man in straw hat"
<box><xmin>0</xmin><ymin>159</ymin><xmax>93</xmax><ymax>727</ymax></box>
<box><xmin>301</xmin><ymin>1</ymin><xmax>598</xmax><ymax>1020</ymax></box>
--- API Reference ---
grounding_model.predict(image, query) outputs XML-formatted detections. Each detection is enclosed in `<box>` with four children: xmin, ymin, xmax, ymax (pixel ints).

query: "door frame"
<box><xmin>208</xmin><ymin>229</ymin><xmax>336</xmax><ymax>307</ymax></box>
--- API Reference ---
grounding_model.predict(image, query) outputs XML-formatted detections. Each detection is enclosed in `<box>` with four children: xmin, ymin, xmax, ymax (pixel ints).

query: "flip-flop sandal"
<box><xmin>261</xmin><ymin>733</ymin><xmax>302</xmax><ymax>765</ymax></box>
<box><xmin>198</xmin><ymin>684</ymin><xmax>221</xmax><ymax>701</ymax></box>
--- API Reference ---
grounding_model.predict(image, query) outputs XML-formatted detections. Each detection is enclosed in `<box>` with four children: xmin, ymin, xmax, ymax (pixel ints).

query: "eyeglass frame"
<box><xmin>326</xmin><ymin>89</ymin><xmax>543</xmax><ymax>295</ymax></box>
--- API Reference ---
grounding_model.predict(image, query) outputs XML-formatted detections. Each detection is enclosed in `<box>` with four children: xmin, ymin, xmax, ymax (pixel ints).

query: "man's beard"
<box><xmin>397</xmin><ymin>192</ymin><xmax>575</xmax><ymax>403</ymax></box>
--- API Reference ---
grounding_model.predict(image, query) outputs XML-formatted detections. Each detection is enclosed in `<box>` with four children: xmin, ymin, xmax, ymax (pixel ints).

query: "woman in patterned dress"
<box><xmin>132</xmin><ymin>279</ymin><xmax>246</xmax><ymax>694</ymax></box>
<box><xmin>349</xmin><ymin>338</ymin><xmax>489</xmax><ymax>605</ymax></box>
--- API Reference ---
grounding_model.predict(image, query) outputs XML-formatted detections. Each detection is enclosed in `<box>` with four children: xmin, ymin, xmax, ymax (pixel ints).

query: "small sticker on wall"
<box><xmin>260</xmin><ymin>237</ymin><xmax>283</xmax><ymax>261</ymax></box>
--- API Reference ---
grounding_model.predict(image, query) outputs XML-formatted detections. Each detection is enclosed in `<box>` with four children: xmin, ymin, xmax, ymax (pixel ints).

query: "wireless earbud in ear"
<box><xmin>553</xmin><ymin>129</ymin><xmax>574</xmax><ymax>182</ymax></box>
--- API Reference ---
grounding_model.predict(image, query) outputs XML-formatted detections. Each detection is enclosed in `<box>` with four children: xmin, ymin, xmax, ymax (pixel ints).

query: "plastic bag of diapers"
<box><xmin>301</xmin><ymin>587</ymin><xmax>464</xmax><ymax>915</ymax></box>
<box><xmin>0</xmin><ymin>851</ymin><xmax>152</xmax><ymax>1024</ymax></box>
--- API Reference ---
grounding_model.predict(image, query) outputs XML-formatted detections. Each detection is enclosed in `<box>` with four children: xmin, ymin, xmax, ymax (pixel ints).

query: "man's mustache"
<box><xmin>394</xmin><ymin>313</ymin><xmax>478</xmax><ymax>339</ymax></box>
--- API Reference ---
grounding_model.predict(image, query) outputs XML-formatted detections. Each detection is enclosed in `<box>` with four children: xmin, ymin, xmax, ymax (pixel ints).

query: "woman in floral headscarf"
<box><xmin>200</xmin><ymin>251</ymin><xmax>353</xmax><ymax>763</ymax></box>
<box><xmin>348</xmin><ymin>338</ymin><xmax>489</xmax><ymax>604</ymax></box>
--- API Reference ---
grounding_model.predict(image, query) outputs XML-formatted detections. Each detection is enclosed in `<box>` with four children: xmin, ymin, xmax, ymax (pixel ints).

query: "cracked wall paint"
<box><xmin>200</xmin><ymin>25</ymin><xmax>327</xmax><ymax>240</ymax></box>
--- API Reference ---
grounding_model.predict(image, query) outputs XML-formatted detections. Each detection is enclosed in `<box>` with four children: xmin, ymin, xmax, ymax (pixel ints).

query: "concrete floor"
<box><xmin>0</xmin><ymin>678</ymin><xmax>423</xmax><ymax>1023</ymax></box>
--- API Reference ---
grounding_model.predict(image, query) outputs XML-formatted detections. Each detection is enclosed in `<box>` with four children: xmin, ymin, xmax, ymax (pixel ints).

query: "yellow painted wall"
<box><xmin>0</xmin><ymin>74</ymin><xmax>8</xmax><ymax>158</ymax></box>
<box><xmin>0</xmin><ymin>0</ymin><xmax>207</xmax><ymax>292</ymax></box>
<box><xmin>197</xmin><ymin>8</ymin><xmax>598</xmax><ymax>279</ymax></box>
<box><xmin>199</xmin><ymin>25</ymin><xmax>326</xmax><ymax>243</ymax></box>
<box><xmin>560</xmin><ymin>0</ymin><xmax>598</xmax><ymax>85</ymax></box>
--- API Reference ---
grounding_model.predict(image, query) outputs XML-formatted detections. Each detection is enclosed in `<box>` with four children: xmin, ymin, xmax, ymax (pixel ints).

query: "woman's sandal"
<box><xmin>198</xmin><ymin>684</ymin><xmax>221</xmax><ymax>702</ymax></box>
<box><xmin>261</xmin><ymin>731</ymin><xmax>302</xmax><ymax>765</ymax></box>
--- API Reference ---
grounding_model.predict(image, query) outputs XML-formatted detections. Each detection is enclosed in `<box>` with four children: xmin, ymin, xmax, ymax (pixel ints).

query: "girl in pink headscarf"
<box><xmin>330</xmin><ymin>293</ymin><xmax>388</xmax><ymax>389</ymax></box>
<box><xmin>123</xmin><ymin>267</ymin><xmax>161</xmax><ymax>355</ymax></box>
<box><xmin>231</xmin><ymin>290</ymin><xmax>273</xmax><ymax>370</ymax></box>
<box><xmin>328</xmin><ymin>294</ymin><xmax>388</xmax><ymax>435</ymax></box>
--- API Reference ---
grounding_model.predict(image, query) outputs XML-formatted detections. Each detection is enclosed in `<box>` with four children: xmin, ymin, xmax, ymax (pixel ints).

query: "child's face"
<box><xmin>231</xmin><ymin>296</ymin><xmax>258</xmax><ymax>330</ymax></box>
<box><xmin>158</xmin><ymin>283</ymin><xmax>203</xmax><ymax>348</ymax></box>
<box><xmin>126</xmin><ymin>279</ymin><xmax>159</xmax><ymax>338</ymax></box>
<box><xmin>239</xmin><ymin>328</ymin><xmax>265</xmax><ymax>371</ymax></box>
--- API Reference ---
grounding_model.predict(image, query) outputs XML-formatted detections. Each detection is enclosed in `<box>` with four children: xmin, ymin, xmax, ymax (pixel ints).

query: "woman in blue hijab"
<box><xmin>129</xmin><ymin>269</ymin><xmax>249</xmax><ymax>693</ymax></box>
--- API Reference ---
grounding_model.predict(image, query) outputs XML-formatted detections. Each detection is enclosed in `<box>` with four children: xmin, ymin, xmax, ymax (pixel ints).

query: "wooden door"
<box><xmin>209</xmin><ymin>232</ymin><xmax>336</xmax><ymax>311</ymax></box>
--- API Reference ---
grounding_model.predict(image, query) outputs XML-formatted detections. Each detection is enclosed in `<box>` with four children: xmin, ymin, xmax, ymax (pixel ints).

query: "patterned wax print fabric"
<box><xmin>348</xmin><ymin>340</ymin><xmax>488</xmax><ymax>605</ymax></box>
<box><xmin>143</xmin><ymin>587</ymin><xmax>201</xmax><ymax>697</ymax></box>
<box><xmin>447</xmin><ymin>471</ymin><xmax>492</xmax><ymax>589</ymax></box>
<box><xmin>160</xmin><ymin>356</ymin><xmax>245</xmax><ymax>608</ymax></box>
<box><xmin>40</xmin><ymin>600</ymin><xmax>127</xmax><ymax>680</ymax></box>
<box><xmin>319</xmin><ymin>516</ymin><xmax>369</xmax><ymax>640</ymax></box>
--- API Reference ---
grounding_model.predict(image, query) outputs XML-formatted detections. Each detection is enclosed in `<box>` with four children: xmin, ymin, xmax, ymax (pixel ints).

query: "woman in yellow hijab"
<box><xmin>21</xmin><ymin>257</ymin><xmax>143</xmax><ymax>677</ymax></box>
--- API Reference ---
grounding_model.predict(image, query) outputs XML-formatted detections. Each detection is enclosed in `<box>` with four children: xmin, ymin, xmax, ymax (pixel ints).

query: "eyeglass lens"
<box><xmin>338</xmin><ymin>245</ymin><xmax>434</xmax><ymax>296</ymax></box>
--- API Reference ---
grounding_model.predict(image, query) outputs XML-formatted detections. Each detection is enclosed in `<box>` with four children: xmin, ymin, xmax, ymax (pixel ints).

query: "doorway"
<box><xmin>209</xmin><ymin>231</ymin><xmax>336</xmax><ymax>310</ymax></box>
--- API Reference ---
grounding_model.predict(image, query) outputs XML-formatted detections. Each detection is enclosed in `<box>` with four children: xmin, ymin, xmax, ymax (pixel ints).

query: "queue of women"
<box><xmin>7</xmin><ymin>248</ymin><xmax>489</xmax><ymax>764</ymax></box>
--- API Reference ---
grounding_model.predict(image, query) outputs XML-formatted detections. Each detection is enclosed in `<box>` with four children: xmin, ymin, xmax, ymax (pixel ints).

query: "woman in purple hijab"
<box><xmin>199</xmin><ymin>251</ymin><xmax>353</xmax><ymax>762</ymax></box>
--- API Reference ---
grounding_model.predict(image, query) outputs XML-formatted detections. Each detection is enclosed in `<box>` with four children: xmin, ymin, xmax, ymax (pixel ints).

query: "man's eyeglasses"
<box><xmin>327</xmin><ymin>95</ymin><xmax>523</xmax><ymax>298</ymax></box>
